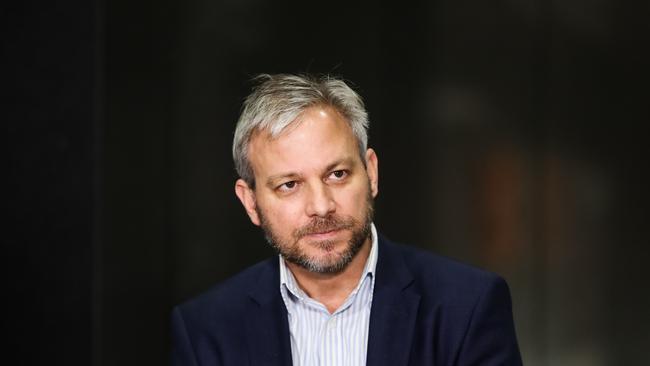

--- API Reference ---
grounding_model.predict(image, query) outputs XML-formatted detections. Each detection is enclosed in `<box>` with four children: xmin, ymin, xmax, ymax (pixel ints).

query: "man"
<box><xmin>171</xmin><ymin>74</ymin><xmax>523</xmax><ymax>365</ymax></box>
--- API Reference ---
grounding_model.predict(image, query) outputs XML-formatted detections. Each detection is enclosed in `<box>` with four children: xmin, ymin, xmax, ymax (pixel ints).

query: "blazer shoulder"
<box><xmin>175</xmin><ymin>257</ymin><xmax>276</xmax><ymax>319</ymax></box>
<box><xmin>383</xmin><ymin>238</ymin><xmax>507</xmax><ymax>304</ymax></box>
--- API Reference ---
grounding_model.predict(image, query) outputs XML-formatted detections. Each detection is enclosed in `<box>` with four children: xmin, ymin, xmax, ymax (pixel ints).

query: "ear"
<box><xmin>235</xmin><ymin>179</ymin><xmax>261</xmax><ymax>226</ymax></box>
<box><xmin>365</xmin><ymin>148</ymin><xmax>379</xmax><ymax>198</ymax></box>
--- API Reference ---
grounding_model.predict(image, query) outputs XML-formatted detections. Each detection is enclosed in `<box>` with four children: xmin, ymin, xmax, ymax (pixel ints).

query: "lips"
<box><xmin>304</xmin><ymin>229</ymin><xmax>341</xmax><ymax>239</ymax></box>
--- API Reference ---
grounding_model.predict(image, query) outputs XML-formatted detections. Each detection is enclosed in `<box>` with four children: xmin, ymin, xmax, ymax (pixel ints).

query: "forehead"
<box><xmin>247</xmin><ymin>106</ymin><xmax>360</xmax><ymax>176</ymax></box>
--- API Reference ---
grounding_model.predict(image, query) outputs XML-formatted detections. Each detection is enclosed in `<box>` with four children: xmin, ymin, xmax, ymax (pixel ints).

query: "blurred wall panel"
<box><xmin>97</xmin><ymin>0</ymin><xmax>179</xmax><ymax>364</ymax></box>
<box><xmin>4</xmin><ymin>0</ymin><xmax>97</xmax><ymax>364</ymax></box>
<box><xmin>419</xmin><ymin>0</ymin><xmax>543</xmax><ymax>363</ymax></box>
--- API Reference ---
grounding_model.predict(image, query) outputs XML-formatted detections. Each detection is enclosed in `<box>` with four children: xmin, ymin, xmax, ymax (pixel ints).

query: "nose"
<box><xmin>305</xmin><ymin>183</ymin><xmax>335</xmax><ymax>217</ymax></box>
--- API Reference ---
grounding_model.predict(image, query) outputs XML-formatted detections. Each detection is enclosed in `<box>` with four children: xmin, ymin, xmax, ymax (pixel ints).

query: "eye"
<box><xmin>277</xmin><ymin>181</ymin><xmax>297</xmax><ymax>192</ymax></box>
<box><xmin>329</xmin><ymin>170</ymin><xmax>348</xmax><ymax>180</ymax></box>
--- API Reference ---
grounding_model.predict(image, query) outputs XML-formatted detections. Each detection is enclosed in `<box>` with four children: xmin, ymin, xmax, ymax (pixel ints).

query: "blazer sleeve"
<box><xmin>455</xmin><ymin>276</ymin><xmax>523</xmax><ymax>366</ymax></box>
<box><xmin>171</xmin><ymin>306</ymin><xmax>200</xmax><ymax>366</ymax></box>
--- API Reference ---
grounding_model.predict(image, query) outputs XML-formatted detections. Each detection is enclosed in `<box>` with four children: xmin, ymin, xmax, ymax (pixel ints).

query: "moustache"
<box><xmin>293</xmin><ymin>215</ymin><xmax>356</xmax><ymax>239</ymax></box>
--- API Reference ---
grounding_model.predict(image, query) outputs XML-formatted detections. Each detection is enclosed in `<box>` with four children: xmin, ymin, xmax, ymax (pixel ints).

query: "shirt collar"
<box><xmin>279</xmin><ymin>223</ymin><xmax>379</xmax><ymax>302</ymax></box>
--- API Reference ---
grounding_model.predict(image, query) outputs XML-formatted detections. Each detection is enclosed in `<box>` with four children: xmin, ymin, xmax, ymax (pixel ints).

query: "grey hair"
<box><xmin>233</xmin><ymin>73</ymin><xmax>369</xmax><ymax>187</ymax></box>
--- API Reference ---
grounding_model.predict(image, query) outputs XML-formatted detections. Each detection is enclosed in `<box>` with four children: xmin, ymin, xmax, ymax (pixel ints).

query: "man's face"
<box><xmin>235</xmin><ymin>105</ymin><xmax>379</xmax><ymax>274</ymax></box>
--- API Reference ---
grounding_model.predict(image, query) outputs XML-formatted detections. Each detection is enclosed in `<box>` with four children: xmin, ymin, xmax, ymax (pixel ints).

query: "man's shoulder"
<box><xmin>389</xmin><ymin>239</ymin><xmax>497</xmax><ymax>280</ymax></box>
<box><xmin>175</xmin><ymin>257</ymin><xmax>276</xmax><ymax>318</ymax></box>
<box><xmin>381</xmin><ymin>237</ymin><xmax>507</xmax><ymax>303</ymax></box>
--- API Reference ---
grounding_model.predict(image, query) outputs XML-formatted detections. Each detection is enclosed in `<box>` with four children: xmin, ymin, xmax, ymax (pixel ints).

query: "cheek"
<box><xmin>334</xmin><ymin>185</ymin><xmax>369</xmax><ymax>215</ymax></box>
<box><xmin>260</xmin><ymin>197</ymin><xmax>305</xmax><ymax>227</ymax></box>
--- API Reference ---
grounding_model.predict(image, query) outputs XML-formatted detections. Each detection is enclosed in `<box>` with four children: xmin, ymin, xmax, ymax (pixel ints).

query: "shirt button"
<box><xmin>327</xmin><ymin>318</ymin><xmax>336</xmax><ymax>330</ymax></box>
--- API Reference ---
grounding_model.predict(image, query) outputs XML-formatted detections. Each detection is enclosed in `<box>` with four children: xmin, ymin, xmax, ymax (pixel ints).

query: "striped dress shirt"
<box><xmin>279</xmin><ymin>224</ymin><xmax>378</xmax><ymax>366</ymax></box>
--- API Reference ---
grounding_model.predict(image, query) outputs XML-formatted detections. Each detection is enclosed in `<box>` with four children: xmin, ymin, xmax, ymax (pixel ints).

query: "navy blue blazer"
<box><xmin>172</xmin><ymin>236</ymin><xmax>523</xmax><ymax>365</ymax></box>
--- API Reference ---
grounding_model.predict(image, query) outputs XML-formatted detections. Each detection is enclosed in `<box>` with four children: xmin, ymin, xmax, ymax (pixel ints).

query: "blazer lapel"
<box><xmin>244</xmin><ymin>260</ymin><xmax>293</xmax><ymax>366</ymax></box>
<box><xmin>366</xmin><ymin>236</ymin><xmax>421</xmax><ymax>366</ymax></box>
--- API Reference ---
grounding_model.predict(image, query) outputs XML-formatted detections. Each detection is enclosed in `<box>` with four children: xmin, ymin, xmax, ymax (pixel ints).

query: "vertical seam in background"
<box><xmin>91</xmin><ymin>0</ymin><xmax>106</xmax><ymax>364</ymax></box>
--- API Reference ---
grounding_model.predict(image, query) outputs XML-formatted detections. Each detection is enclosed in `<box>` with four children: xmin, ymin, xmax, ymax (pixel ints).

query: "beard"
<box><xmin>257</xmin><ymin>191</ymin><xmax>374</xmax><ymax>274</ymax></box>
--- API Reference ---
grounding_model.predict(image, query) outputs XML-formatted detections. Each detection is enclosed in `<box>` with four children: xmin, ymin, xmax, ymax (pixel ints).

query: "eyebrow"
<box><xmin>264</xmin><ymin>157</ymin><xmax>357</xmax><ymax>188</ymax></box>
<box><xmin>324</xmin><ymin>157</ymin><xmax>355</xmax><ymax>173</ymax></box>
<box><xmin>265</xmin><ymin>172</ymin><xmax>302</xmax><ymax>189</ymax></box>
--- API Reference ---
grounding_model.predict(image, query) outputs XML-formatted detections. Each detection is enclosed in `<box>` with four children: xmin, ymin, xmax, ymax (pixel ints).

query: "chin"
<box><xmin>304</xmin><ymin>237</ymin><xmax>350</xmax><ymax>254</ymax></box>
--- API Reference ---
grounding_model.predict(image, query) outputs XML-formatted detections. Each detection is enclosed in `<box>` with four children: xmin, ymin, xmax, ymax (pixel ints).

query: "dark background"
<box><xmin>4</xmin><ymin>0</ymin><xmax>649</xmax><ymax>365</ymax></box>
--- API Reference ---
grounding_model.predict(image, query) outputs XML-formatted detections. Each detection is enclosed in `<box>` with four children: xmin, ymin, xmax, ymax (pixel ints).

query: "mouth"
<box><xmin>303</xmin><ymin>228</ymin><xmax>344</xmax><ymax>241</ymax></box>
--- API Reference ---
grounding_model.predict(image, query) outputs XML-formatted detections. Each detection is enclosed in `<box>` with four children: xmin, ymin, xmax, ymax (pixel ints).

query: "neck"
<box><xmin>286</xmin><ymin>236</ymin><xmax>372</xmax><ymax>313</ymax></box>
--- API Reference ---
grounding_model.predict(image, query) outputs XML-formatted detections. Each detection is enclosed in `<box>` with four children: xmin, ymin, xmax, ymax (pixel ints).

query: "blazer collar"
<box><xmin>245</xmin><ymin>258</ymin><xmax>293</xmax><ymax>365</ymax></box>
<box><xmin>366</xmin><ymin>234</ymin><xmax>421</xmax><ymax>366</ymax></box>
